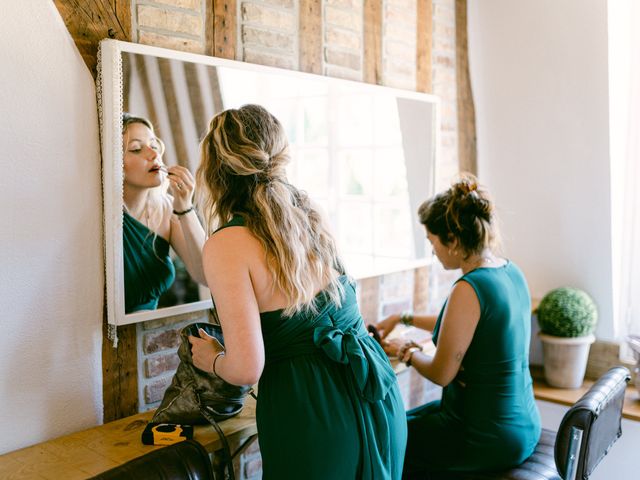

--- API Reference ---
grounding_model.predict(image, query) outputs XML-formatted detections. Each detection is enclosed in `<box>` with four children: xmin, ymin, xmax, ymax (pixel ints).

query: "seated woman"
<box><xmin>188</xmin><ymin>104</ymin><xmax>407</xmax><ymax>479</ymax></box>
<box><xmin>377</xmin><ymin>175</ymin><xmax>541</xmax><ymax>477</ymax></box>
<box><xmin>122</xmin><ymin>113</ymin><xmax>206</xmax><ymax>313</ymax></box>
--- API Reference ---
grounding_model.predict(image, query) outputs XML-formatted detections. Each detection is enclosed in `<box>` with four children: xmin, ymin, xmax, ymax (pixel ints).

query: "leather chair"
<box><xmin>426</xmin><ymin>366</ymin><xmax>631</xmax><ymax>480</ymax></box>
<box><xmin>89</xmin><ymin>439</ymin><xmax>214</xmax><ymax>480</ymax></box>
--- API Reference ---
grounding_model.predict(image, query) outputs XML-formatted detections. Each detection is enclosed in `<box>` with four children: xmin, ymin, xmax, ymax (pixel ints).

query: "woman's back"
<box><xmin>257</xmin><ymin>274</ymin><xmax>407</xmax><ymax>479</ymax></box>
<box><xmin>431</xmin><ymin>262</ymin><xmax>541</xmax><ymax>469</ymax></box>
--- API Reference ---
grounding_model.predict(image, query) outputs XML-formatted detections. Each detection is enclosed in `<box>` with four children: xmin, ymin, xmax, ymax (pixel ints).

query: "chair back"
<box><xmin>89</xmin><ymin>439</ymin><xmax>214</xmax><ymax>480</ymax></box>
<box><xmin>554</xmin><ymin>366</ymin><xmax>630</xmax><ymax>480</ymax></box>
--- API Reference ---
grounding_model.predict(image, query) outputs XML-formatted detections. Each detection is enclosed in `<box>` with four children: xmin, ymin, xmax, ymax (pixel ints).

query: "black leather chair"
<box><xmin>89</xmin><ymin>439</ymin><xmax>214</xmax><ymax>480</ymax></box>
<box><xmin>426</xmin><ymin>366</ymin><xmax>631</xmax><ymax>480</ymax></box>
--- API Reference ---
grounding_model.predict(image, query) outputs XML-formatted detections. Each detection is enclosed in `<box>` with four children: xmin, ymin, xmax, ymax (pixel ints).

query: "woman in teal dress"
<box><xmin>188</xmin><ymin>104</ymin><xmax>407</xmax><ymax>479</ymax></box>
<box><xmin>377</xmin><ymin>175</ymin><xmax>541</xmax><ymax>477</ymax></box>
<box><xmin>121</xmin><ymin>114</ymin><xmax>207</xmax><ymax>313</ymax></box>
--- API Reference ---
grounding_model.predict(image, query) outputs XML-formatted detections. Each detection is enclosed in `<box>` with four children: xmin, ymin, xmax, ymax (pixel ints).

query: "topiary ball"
<box><xmin>537</xmin><ymin>287</ymin><xmax>598</xmax><ymax>337</ymax></box>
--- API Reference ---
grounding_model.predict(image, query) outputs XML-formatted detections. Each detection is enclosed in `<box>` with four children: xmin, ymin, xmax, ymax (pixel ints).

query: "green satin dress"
<box><xmin>123</xmin><ymin>211</ymin><xmax>175</xmax><ymax>313</ymax></box>
<box><xmin>404</xmin><ymin>262</ymin><xmax>541</xmax><ymax>475</ymax></box>
<box><xmin>219</xmin><ymin>217</ymin><xmax>407</xmax><ymax>479</ymax></box>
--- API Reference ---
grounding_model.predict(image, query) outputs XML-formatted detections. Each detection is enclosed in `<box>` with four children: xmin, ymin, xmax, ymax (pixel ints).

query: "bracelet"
<box><xmin>173</xmin><ymin>206</ymin><xmax>194</xmax><ymax>216</ymax></box>
<box><xmin>212</xmin><ymin>352</ymin><xmax>225</xmax><ymax>376</ymax></box>
<box><xmin>403</xmin><ymin>346</ymin><xmax>422</xmax><ymax>367</ymax></box>
<box><xmin>400</xmin><ymin>311</ymin><xmax>414</xmax><ymax>326</ymax></box>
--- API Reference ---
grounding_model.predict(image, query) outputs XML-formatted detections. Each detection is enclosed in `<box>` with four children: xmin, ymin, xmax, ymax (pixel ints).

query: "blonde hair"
<box><xmin>122</xmin><ymin>113</ymin><xmax>168</xmax><ymax>234</ymax></box>
<box><xmin>196</xmin><ymin>104</ymin><xmax>344</xmax><ymax>315</ymax></box>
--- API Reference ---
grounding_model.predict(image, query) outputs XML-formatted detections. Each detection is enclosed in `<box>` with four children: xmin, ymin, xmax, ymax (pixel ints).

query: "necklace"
<box><xmin>463</xmin><ymin>254</ymin><xmax>495</xmax><ymax>273</ymax></box>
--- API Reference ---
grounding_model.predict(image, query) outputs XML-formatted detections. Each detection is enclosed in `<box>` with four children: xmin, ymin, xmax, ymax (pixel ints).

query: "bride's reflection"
<box><xmin>122</xmin><ymin>113</ymin><xmax>206</xmax><ymax>313</ymax></box>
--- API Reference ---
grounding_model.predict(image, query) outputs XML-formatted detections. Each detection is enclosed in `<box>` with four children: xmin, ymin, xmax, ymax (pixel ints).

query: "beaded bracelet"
<box><xmin>173</xmin><ymin>206</ymin><xmax>194</xmax><ymax>216</ymax></box>
<box><xmin>400</xmin><ymin>311</ymin><xmax>414</xmax><ymax>326</ymax></box>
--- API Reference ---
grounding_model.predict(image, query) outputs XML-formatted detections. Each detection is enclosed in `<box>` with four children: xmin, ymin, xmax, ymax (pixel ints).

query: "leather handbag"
<box><xmin>151</xmin><ymin>320</ymin><xmax>252</xmax><ymax>479</ymax></box>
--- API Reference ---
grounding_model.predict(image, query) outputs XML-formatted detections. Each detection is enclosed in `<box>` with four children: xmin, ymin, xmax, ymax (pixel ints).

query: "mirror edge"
<box><xmin>99</xmin><ymin>39</ymin><xmax>441</xmax><ymax>326</ymax></box>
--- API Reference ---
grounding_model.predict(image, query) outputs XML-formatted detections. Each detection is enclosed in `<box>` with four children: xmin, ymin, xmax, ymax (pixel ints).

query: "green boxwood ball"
<box><xmin>537</xmin><ymin>287</ymin><xmax>598</xmax><ymax>337</ymax></box>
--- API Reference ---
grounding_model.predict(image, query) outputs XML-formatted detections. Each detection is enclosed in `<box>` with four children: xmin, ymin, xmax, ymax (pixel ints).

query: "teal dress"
<box><xmin>404</xmin><ymin>262</ymin><xmax>541</xmax><ymax>475</ymax></box>
<box><xmin>219</xmin><ymin>217</ymin><xmax>407</xmax><ymax>479</ymax></box>
<box><xmin>123</xmin><ymin>211</ymin><xmax>175</xmax><ymax>313</ymax></box>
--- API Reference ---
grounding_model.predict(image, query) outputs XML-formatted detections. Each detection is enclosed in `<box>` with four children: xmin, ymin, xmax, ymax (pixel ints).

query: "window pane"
<box><xmin>374</xmin><ymin>147</ymin><xmax>409</xmax><ymax>199</ymax></box>
<box><xmin>302</xmin><ymin>97</ymin><xmax>328</xmax><ymax>146</ymax></box>
<box><xmin>374</xmin><ymin>203</ymin><xmax>414</xmax><ymax>258</ymax></box>
<box><xmin>336</xmin><ymin>95</ymin><xmax>374</xmax><ymax>146</ymax></box>
<box><xmin>297</xmin><ymin>149</ymin><xmax>330</xmax><ymax>198</ymax></box>
<box><xmin>338</xmin><ymin>149</ymin><xmax>373</xmax><ymax>197</ymax></box>
<box><xmin>339</xmin><ymin>202</ymin><xmax>373</xmax><ymax>254</ymax></box>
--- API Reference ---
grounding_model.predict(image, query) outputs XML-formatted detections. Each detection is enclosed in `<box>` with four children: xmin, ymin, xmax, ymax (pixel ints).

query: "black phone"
<box><xmin>367</xmin><ymin>324</ymin><xmax>382</xmax><ymax>345</ymax></box>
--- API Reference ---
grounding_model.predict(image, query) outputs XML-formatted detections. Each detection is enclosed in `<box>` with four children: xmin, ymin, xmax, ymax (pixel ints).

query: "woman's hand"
<box><xmin>375</xmin><ymin>314</ymin><xmax>401</xmax><ymax>340</ymax></box>
<box><xmin>382</xmin><ymin>338</ymin><xmax>422</xmax><ymax>361</ymax></box>
<box><xmin>188</xmin><ymin>328</ymin><xmax>225</xmax><ymax>373</ymax></box>
<box><xmin>167</xmin><ymin>165</ymin><xmax>195</xmax><ymax>212</ymax></box>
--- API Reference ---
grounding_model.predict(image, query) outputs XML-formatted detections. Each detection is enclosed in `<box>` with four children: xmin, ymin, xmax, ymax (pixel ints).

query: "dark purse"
<box><xmin>150</xmin><ymin>320</ymin><xmax>252</xmax><ymax>479</ymax></box>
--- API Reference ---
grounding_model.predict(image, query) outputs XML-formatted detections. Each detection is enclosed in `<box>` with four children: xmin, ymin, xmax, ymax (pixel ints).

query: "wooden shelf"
<box><xmin>0</xmin><ymin>397</ymin><xmax>257</xmax><ymax>479</ymax></box>
<box><xmin>533</xmin><ymin>378</ymin><xmax>640</xmax><ymax>422</ymax></box>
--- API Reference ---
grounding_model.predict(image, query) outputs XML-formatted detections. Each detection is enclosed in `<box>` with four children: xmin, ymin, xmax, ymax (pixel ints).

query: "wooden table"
<box><xmin>0</xmin><ymin>397</ymin><xmax>257</xmax><ymax>480</ymax></box>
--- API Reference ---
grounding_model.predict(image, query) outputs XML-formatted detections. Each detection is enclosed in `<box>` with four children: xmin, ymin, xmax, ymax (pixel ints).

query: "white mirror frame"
<box><xmin>99</xmin><ymin>39</ymin><xmax>440</xmax><ymax>327</ymax></box>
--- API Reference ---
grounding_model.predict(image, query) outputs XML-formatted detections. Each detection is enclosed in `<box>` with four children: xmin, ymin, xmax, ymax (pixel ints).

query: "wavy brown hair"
<box><xmin>196</xmin><ymin>104</ymin><xmax>344</xmax><ymax>315</ymax></box>
<box><xmin>418</xmin><ymin>174</ymin><xmax>500</xmax><ymax>259</ymax></box>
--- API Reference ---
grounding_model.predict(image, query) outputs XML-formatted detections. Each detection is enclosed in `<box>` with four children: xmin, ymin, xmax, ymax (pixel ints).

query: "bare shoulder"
<box><xmin>203</xmin><ymin>226</ymin><xmax>262</xmax><ymax>263</ymax></box>
<box><xmin>447</xmin><ymin>280</ymin><xmax>480</xmax><ymax>312</ymax></box>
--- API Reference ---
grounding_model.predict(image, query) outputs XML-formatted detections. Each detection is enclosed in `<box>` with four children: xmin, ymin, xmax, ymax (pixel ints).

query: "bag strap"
<box><xmin>199</xmin><ymin>403</ymin><xmax>235</xmax><ymax>480</ymax></box>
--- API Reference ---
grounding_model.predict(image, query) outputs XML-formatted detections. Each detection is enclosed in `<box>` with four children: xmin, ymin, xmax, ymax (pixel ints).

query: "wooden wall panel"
<box><xmin>53</xmin><ymin>0</ymin><xmax>131</xmax><ymax>76</ymax></box>
<box><xmin>455</xmin><ymin>0</ymin><xmax>477</xmax><ymax>174</ymax></box>
<box><xmin>416</xmin><ymin>0</ymin><xmax>433</xmax><ymax>93</ymax></box>
<box><xmin>211</xmin><ymin>0</ymin><xmax>237</xmax><ymax>59</ymax></box>
<box><xmin>299</xmin><ymin>0</ymin><xmax>323</xmax><ymax>74</ymax></box>
<box><xmin>363</xmin><ymin>0</ymin><xmax>383</xmax><ymax>85</ymax></box>
<box><xmin>102</xmin><ymin>322</ymin><xmax>138</xmax><ymax>422</ymax></box>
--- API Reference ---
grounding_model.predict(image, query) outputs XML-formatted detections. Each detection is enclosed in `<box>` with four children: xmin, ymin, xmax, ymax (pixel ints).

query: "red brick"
<box><xmin>145</xmin><ymin>351</ymin><xmax>180</xmax><ymax>378</ymax></box>
<box><xmin>143</xmin><ymin>328</ymin><xmax>181</xmax><ymax>354</ymax></box>
<box><xmin>144</xmin><ymin>376</ymin><xmax>173</xmax><ymax>404</ymax></box>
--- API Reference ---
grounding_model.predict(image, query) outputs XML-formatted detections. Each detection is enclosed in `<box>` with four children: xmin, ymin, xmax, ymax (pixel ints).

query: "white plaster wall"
<box><xmin>467</xmin><ymin>0</ymin><xmax>614</xmax><ymax>340</ymax></box>
<box><xmin>0</xmin><ymin>1</ymin><xmax>103</xmax><ymax>453</ymax></box>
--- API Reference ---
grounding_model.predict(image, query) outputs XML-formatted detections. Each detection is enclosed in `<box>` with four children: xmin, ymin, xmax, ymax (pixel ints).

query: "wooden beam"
<box><xmin>132</xmin><ymin>53</ymin><xmax>160</xmax><ymax>133</ymax></box>
<box><xmin>208</xmin><ymin>66</ymin><xmax>225</xmax><ymax>113</ymax></box>
<box><xmin>53</xmin><ymin>0</ymin><xmax>131</xmax><ymax>76</ymax></box>
<box><xmin>183</xmin><ymin>62</ymin><xmax>208</xmax><ymax>139</ymax></box>
<box><xmin>363</xmin><ymin>0</ymin><xmax>383</xmax><ymax>85</ymax></box>
<box><xmin>455</xmin><ymin>0</ymin><xmax>477</xmax><ymax>175</ymax></box>
<box><xmin>416</xmin><ymin>0</ymin><xmax>433</xmax><ymax>93</ymax></box>
<box><xmin>212</xmin><ymin>0</ymin><xmax>237</xmax><ymax>60</ymax></box>
<box><xmin>299</xmin><ymin>0</ymin><xmax>323</xmax><ymax>74</ymax></box>
<box><xmin>102</xmin><ymin>321</ymin><xmax>138</xmax><ymax>422</ymax></box>
<box><xmin>157</xmin><ymin>58</ymin><xmax>190</xmax><ymax>168</ymax></box>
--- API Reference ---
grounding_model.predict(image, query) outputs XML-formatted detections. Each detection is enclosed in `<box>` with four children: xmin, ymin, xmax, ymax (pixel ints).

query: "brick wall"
<box><xmin>133</xmin><ymin>0</ymin><xmax>208</xmax><ymax>53</ymax></box>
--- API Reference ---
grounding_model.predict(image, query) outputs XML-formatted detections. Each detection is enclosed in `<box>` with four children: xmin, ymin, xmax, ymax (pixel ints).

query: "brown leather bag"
<box><xmin>150</xmin><ymin>320</ymin><xmax>252</xmax><ymax>480</ymax></box>
<box><xmin>152</xmin><ymin>321</ymin><xmax>251</xmax><ymax>425</ymax></box>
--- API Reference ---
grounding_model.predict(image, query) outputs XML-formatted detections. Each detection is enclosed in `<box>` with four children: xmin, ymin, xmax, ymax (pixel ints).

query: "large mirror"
<box><xmin>99</xmin><ymin>40</ymin><xmax>439</xmax><ymax>326</ymax></box>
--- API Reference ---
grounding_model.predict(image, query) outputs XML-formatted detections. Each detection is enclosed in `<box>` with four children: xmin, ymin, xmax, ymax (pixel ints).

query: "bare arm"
<box><xmin>165</xmin><ymin>165</ymin><xmax>207</xmax><ymax>285</ymax></box>
<box><xmin>189</xmin><ymin>228</ymin><xmax>265</xmax><ymax>386</ymax></box>
<box><xmin>169</xmin><ymin>211</ymin><xmax>207</xmax><ymax>285</ymax></box>
<box><xmin>375</xmin><ymin>313</ymin><xmax>438</xmax><ymax>339</ymax></box>
<box><xmin>404</xmin><ymin>281</ymin><xmax>480</xmax><ymax>386</ymax></box>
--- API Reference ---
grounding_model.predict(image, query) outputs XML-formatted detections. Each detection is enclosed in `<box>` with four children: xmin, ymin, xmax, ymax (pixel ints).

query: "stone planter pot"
<box><xmin>539</xmin><ymin>333</ymin><xmax>596</xmax><ymax>388</ymax></box>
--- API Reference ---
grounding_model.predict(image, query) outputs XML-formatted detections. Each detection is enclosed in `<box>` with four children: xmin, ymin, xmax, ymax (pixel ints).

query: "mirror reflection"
<box><xmin>118</xmin><ymin>50</ymin><xmax>437</xmax><ymax>321</ymax></box>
